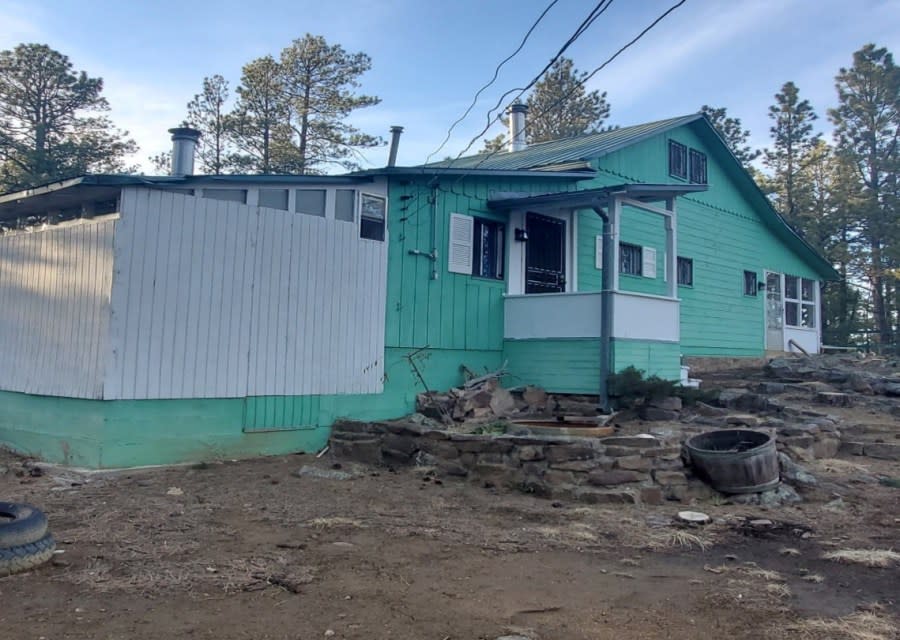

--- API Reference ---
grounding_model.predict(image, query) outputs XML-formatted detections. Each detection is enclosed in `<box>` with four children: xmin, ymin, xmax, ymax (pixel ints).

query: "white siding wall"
<box><xmin>0</xmin><ymin>219</ymin><xmax>116</xmax><ymax>398</ymax></box>
<box><xmin>104</xmin><ymin>187</ymin><xmax>387</xmax><ymax>400</ymax></box>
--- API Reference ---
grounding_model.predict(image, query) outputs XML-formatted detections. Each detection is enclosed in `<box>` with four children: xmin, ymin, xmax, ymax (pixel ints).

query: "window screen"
<box><xmin>360</xmin><ymin>193</ymin><xmax>386</xmax><ymax>241</ymax></box>
<box><xmin>677</xmin><ymin>257</ymin><xmax>693</xmax><ymax>286</ymax></box>
<box><xmin>619</xmin><ymin>243</ymin><xmax>642</xmax><ymax>276</ymax></box>
<box><xmin>259</xmin><ymin>188</ymin><xmax>288</xmax><ymax>210</ymax></box>
<box><xmin>668</xmin><ymin>141</ymin><xmax>687</xmax><ymax>179</ymax></box>
<box><xmin>295</xmin><ymin>189</ymin><xmax>326</xmax><ymax>216</ymax></box>
<box><xmin>744</xmin><ymin>270</ymin><xmax>758</xmax><ymax>296</ymax></box>
<box><xmin>203</xmin><ymin>189</ymin><xmax>247</xmax><ymax>203</ymax></box>
<box><xmin>689</xmin><ymin>149</ymin><xmax>708</xmax><ymax>184</ymax></box>
<box><xmin>335</xmin><ymin>189</ymin><xmax>356</xmax><ymax>222</ymax></box>
<box><xmin>473</xmin><ymin>218</ymin><xmax>505</xmax><ymax>280</ymax></box>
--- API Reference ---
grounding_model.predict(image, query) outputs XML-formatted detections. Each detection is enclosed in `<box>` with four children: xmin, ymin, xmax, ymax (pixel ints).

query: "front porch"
<box><xmin>490</xmin><ymin>184</ymin><xmax>707</xmax><ymax>402</ymax></box>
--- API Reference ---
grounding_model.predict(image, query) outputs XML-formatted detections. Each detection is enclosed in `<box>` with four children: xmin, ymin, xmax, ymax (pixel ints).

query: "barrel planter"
<box><xmin>683</xmin><ymin>429</ymin><xmax>779</xmax><ymax>494</ymax></box>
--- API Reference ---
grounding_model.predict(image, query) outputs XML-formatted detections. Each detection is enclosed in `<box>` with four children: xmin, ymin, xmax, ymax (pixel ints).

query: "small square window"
<box><xmin>689</xmin><ymin>149</ymin><xmax>707</xmax><ymax>184</ymax></box>
<box><xmin>668</xmin><ymin>141</ymin><xmax>687</xmax><ymax>180</ymax></box>
<box><xmin>473</xmin><ymin>218</ymin><xmax>505</xmax><ymax>280</ymax></box>
<box><xmin>335</xmin><ymin>189</ymin><xmax>356</xmax><ymax>222</ymax></box>
<box><xmin>360</xmin><ymin>193</ymin><xmax>386</xmax><ymax>241</ymax></box>
<box><xmin>258</xmin><ymin>188</ymin><xmax>288</xmax><ymax>210</ymax></box>
<box><xmin>295</xmin><ymin>189</ymin><xmax>326</xmax><ymax>217</ymax></box>
<box><xmin>743</xmin><ymin>270</ymin><xmax>758</xmax><ymax>296</ymax></box>
<box><xmin>203</xmin><ymin>188</ymin><xmax>247</xmax><ymax>204</ymax></box>
<box><xmin>677</xmin><ymin>257</ymin><xmax>693</xmax><ymax>286</ymax></box>
<box><xmin>785</xmin><ymin>275</ymin><xmax>799</xmax><ymax>300</ymax></box>
<box><xmin>620</xmin><ymin>243</ymin><xmax>642</xmax><ymax>276</ymax></box>
<box><xmin>785</xmin><ymin>301</ymin><xmax>799</xmax><ymax>326</ymax></box>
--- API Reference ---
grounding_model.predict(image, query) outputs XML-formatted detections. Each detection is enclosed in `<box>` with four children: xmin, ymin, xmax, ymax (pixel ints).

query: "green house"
<box><xmin>0</xmin><ymin>114</ymin><xmax>837</xmax><ymax>468</ymax></box>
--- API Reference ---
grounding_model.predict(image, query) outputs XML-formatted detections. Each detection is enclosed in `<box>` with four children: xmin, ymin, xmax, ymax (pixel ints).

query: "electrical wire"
<box><xmin>422</xmin><ymin>0</ymin><xmax>562</xmax><ymax>167</ymax></box>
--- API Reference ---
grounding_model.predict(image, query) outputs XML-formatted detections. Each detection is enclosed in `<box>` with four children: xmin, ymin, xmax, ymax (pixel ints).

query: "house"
<box><xmin>0</xmin><ymin>115</ymin><xmax>837</xmax><ymax>468</ymax></box>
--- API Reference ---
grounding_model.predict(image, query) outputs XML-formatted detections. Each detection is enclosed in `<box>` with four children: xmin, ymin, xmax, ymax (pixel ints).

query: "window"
<box><xmin>473</xmin><ymin>219</ymin><xmax>505</xmax><ymax>280</ymax></box>
<box><xmin>668</xmin><ymin>141</ymin><xmax>687</xmax><ymax>179</ymax></box>
<box><xmin>258</xmin><ymin>188</ymin><xmax>288</xmax><ymax>210</ymax></box>
<box><xmin>203</xmin><ymin>188</ymin><xmax>247</xmax><ymax>203</ymax></box>
<box><xmin>335</xmin><ymin>189</ymin><xmax>356</xmax><ymax>222</ymax></box>
<box><xmin>785</xmin><ymin>275</ymin><xmax>816</xmax><ymax>328</ymax></box>
<box><xmin>295</xmin><ymin>189</ymin><xmax>326</xmax><ymax>216</ymax></box>
<box><xmin>677</xmin><ymin>257</ymin><xmax>693</xmax><ymax>286</ymax></box>
<box><xmin>689</xmin><ymin>149</ymin><xmax>708</xmax><ymax>184</ymax></box>
<box><xmin>360</xmin><ymin>193</ymin><xmax>386</xmax><ymax>241</ymax></box>
<box><xmin>743</xmin><ymin>270</ymin><xmax>758</xmax><ymax>296</ymax></box>
<box><xmin>620</xmin><ymin>243</ymin><xmax>642</xmax><ymax>276</ymax></box>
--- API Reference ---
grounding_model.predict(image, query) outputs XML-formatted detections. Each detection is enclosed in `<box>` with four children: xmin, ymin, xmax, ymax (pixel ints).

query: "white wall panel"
<box><xmin>0</xmin><ymin>219</ymin><xmax>115</xmax><ymax>398</ymax></box>
<box><xmin>613</xmin><ymin>292</ymin><xmax>680</xmax><ymax>342</ymax></box>
<box><xmin>106</xmin><ymin>187</ymin><xmax>387</xmax><ymax>399</ymax></box>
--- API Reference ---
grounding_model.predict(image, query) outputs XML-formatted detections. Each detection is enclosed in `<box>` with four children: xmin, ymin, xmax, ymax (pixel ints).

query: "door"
<box><xmin>525</xmin><ymin>212</ymin><xmax>566</xmax><ymax>294</ymax></box>
<box><xmin>765</xmin><ymin>271</ymin><xmax>784</xmax><ymax>350</ymax></box>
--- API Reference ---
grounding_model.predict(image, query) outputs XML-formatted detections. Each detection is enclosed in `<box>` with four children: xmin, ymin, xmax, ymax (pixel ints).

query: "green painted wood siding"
<box><xmin>504</xmin><ymin>338</ymin><xmax>601</xmax><ymax>394</ymax></box>
<box><xmin>576</xmin><ymin>120</ymin><xmax>822</xmax><ymax>357</ymax></box>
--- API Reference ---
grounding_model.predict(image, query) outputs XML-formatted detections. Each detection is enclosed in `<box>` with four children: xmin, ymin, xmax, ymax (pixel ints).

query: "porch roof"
<box><xmin>486</xmin><ymin>183</ymin><xmax>707</xmax><ymax>210</ymax></box>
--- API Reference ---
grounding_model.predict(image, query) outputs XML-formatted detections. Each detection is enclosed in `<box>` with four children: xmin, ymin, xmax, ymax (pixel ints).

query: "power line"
<box><xmin>423</xmin><ymin>0</ymin><xmax>562</xmax><ymax>167</ymax></box>
<box><xmin>468</xmin><ymin>0</ymin><xmax>689</xmax><ymax>172</ymax></box>
<box><xmin>445</xmin><ymin>0</ymin><xmax>616</xmax><ymax>167</ymax></box>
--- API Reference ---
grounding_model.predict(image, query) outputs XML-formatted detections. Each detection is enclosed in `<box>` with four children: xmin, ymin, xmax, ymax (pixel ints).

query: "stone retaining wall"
<box><xmin>329</xmin><ymin>420</ymin><xmax>690</xmax><ymax>505</ymax></box>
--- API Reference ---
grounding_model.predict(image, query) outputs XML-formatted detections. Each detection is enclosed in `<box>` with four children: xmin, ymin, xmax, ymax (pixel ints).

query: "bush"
<box><xmin>607</xmin><ymin>366</ymin><xmax>716</xmax><ymax>409</ymax></box>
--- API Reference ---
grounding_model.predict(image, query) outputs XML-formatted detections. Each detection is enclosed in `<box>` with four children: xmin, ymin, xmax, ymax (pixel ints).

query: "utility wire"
<box><xmin>422</xmin><ymin>0</ymin><xmax>562</xmax><ymax>167</ymax></box>
<box><xmin>467</xmin><ymin>0</ymin><xmax>689</xmax><ymax>173</ymax></box>
<box><xmin>444</xmin><ymin>0</ymin><xmax>615</xmax><ymax>168</ymax></box>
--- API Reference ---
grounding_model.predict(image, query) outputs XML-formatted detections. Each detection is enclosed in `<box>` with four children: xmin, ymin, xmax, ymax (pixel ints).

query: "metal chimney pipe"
<box><xmin>508</xmin><ymin>103</ymin><xmax>528</xmax><ymax>152</ymax></box>
<box><xmin>387</xmin><ymin>126</ymin><xmax>404</xmax><ymax>167</ymax></box>
<box><xmin>168</xmin><ymin>127</ymin><xmax>202</xmax><ymax>176</ymax></box>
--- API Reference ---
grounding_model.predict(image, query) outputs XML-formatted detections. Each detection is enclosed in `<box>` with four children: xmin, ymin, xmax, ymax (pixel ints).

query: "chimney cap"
<box><xmin>509</xmin><ymin>103</ymin><xmax>528</xmax><ymax>114</ymax></box>
<box><xmin>168</xmin><ymin>126</ymin><xmax>202</xmax><ymax>142</ymax></box>
<box><xmin>389</xmin><ymin>125</ymin><xmax>404</xmax><ymax>133</ymax></box>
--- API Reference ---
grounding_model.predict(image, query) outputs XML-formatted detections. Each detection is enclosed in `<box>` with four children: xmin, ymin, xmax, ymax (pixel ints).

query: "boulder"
<box><xmin>601</xmin><ymin>435</ymin><xmax>660</xmax><ymax>449</ymax></box>
<box><xmin>587</xmin><ymin>469</ymin><xmax>643</xmax><ymax>486</ymax></box>
<box><xmin>489</xmin><ymin>387</ymin><xmax>517</xmax><ymax>416</ymax></box>
<box><xmin>639</xmin><ymin>406</ymin><xmax>680</xmax><ymax>421</ymax></box>
<box><xmin>777</xmin><ymin>452</ymin><xmax>817</xmax><ymax>486</ymax></box>
<box><xmin>649</xmin><ymin>396</ymin><xmax>683</xmax><ymax>411</ymax></box>
<box><xmin>522</xmin><ymin>386</ymin><xmax>548</xmax><ymax>409</ymax></box>
<box><xmin>815</xmin><ymin>391</ymin><xmax>853</xmax><ymax>407</ymax></box>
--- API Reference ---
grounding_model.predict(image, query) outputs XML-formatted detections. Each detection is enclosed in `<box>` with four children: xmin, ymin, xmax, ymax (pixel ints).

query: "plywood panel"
<box><xmin>106</xmin><ymin>187</ymin><xmax>387</xmax><ymax>399</ymax></box>
<box><xmin>0</xmin><ymin>219</ymin><xmax>116</xmax><ymax>399</ymax></box>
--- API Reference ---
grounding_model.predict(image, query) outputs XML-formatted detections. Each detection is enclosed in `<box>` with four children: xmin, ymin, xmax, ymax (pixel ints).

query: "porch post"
<box><xmin>665</xmin><ymin>197</ymin><xmax>677</xmax><ymax>298</ymax></box>
<box><xmin>595</xmin><ymin>196</ymin><xmax>620</xmax><ymax>412</ymax></box>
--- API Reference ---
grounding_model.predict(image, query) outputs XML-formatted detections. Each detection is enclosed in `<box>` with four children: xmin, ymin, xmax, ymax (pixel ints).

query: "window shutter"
<box><xmin>642</xmin><ymin>247</ymin><xmax>657</xmax><ymax>278</ymax></box>
<box><xmin>448</xmin><ymin>213</ymin><xmax>474</xmax><ymax>274</ymax></box>
<box><xmin>595</xmin><ymin>235</ymin><xmax>603</xmax><ymax>269</ymax></box>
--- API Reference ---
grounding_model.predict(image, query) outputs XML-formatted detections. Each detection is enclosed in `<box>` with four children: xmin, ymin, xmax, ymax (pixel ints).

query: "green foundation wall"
<box><xmin>611</xmin><ymin>339</ymin><xmax>681</xmax><ymax>381</ymax></box>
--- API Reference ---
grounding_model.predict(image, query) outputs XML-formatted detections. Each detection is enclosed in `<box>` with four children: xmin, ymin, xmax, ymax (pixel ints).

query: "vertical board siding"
<box><xmin>105</xmin><ymin>188</ymin><xmax>386</xmax><ymax>400</ymax></box>
<box><xmin>0</xmin><ymin>219</ymin><xmax>115</xmax><ymax>398</ymax></box>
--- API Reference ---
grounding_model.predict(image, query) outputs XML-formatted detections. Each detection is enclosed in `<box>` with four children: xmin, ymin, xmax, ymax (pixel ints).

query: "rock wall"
<box><xmin>329</xmin><ymin>420</ymin><xmax>691</xmax><ymax>505</ymax></box>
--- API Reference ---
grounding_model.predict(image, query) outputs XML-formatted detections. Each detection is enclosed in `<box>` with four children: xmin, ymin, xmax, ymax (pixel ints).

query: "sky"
<box><xmin>2</xmin><ymin>0</ymin><xmax>900</xmax><ymax>173</ymax></box>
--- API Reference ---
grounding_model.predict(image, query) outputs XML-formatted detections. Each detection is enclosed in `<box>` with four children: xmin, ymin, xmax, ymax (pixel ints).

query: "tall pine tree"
<box><xmin>0</xmin><ymin>43</ymin><xmax>136</xmax><ymax>191</ymax></box>
<box><xmin>186</xmin><ymin>75</ymin><xmax>231</xmax><ymax>174</ymax></box>
<box><xmin>829</xmin><ymin>44</ymin><xmax>900</xmax><ymax>347</ymax></box>
<box><xmin>700</xmin><ymin>105</ymin><xmax>759</xmax><ymax>166</ymax></box>
<box><xmin>525</xmin><ymin>57</ymin><xmax>609</xmax><ymax>143</ymax></box>
<box><xmin>229</xmin><ymin>56</ymin><xmax>291</xmax><ymax>173</ymax></box>
<box><xmin>764</xmin><ymin>82</ymin><xmax>820</xmax><ymax>227</ymax></box>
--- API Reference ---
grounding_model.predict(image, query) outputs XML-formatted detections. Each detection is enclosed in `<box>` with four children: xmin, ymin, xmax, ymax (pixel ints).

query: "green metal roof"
<box><xmin>424</xmin><ymin>114</ymin><xmax>702</xmax><ymax>171</ymax></box>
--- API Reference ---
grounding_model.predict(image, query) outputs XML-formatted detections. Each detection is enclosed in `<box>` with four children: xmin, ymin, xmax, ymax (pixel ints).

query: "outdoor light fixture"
<box><xmin>515</xmin><ymin>228</ymin><xmax>528</xmax><ymax>241</ymax></box>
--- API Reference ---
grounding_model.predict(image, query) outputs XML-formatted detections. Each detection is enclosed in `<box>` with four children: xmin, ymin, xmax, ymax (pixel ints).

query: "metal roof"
<box><xmin>424</xmin><ymin>114</ymin><xmax>703</xmax><ymax>171</ymax></box>
<box><xmin>488</xmin><ymin>184</ymin><xmax>708</xmax><ymax>211</ymax></box>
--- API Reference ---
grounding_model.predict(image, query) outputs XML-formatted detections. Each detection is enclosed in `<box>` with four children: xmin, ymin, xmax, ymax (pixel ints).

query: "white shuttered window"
<box><xmin>448</xmin><ymin>213</ymin><xmax>474</xmax><ymax>274</ymax></box>
<box><xmin>642</xmin><ymin>247</ymin><xmax>657</xmax><ymax>279</ymax></box>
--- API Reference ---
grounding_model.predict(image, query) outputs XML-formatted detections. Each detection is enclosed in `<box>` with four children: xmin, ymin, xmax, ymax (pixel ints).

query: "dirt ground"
<box><xmin>1</xmin><ymin>434</ymin><xmax>898</xmax><ymax>640</ymax></box>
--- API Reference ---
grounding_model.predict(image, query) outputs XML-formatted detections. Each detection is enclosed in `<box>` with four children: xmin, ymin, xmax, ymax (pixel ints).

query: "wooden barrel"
<box><xmin>683</xmin><ymin>429</ymin><xmax>779</xmax><ymax>494</ymax></box>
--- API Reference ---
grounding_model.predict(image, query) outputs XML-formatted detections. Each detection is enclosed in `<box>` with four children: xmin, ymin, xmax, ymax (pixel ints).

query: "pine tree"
<box><xmin>186</xmin><ymin>75</ymin><xmax>231</xmax><ymax>174</ymax></box>
<box><xmin>0</xmin><ymin>43</ymin><xmax>137</xmax><ymax>191</ymax></box>
<box><xmin>279</xmin><ymin>34</ymin><xmax>382</xmax><ymax>173</ymax></box>
<box><xmin>764</xmin><ymin>82</ymin><xmax>820</xmax><ymax>226</ymax></box>
<box><xmin>525</xmin><ymin>57</ymin><xmax>609</xmax><ymax>143</ymax></box>
<box><xmin>829</xmin><ymin>44</ymin><xmax>900</xmax><ymax>347</ymax></box>
<box><xmin>700</xmin><ymin>105</ymin><xmax>760</xmax><ymax>166</ymax></box>
<box><xmin>229</xmin><ymin>56</ymin><xmax>291</xmax><ymax>173</ymax></box>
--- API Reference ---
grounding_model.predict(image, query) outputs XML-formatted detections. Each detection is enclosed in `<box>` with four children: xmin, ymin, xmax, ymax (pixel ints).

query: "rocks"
<box><xmin>615</xmin><ymin>455</ymin><xmax>652</xmax><ymax>472</ymax></box>
<box><xmin>718</xmin><ymin>389</ymin><xmax>771</xmax><ymax>412</ymax></box>
<box><xmin>639</xmin><ymin>406</ymin><xmax>680</xmax><ymax>421</ymax></box>
<box><xmin>649</xmin><ymin>396</ymin><xmax>683</xmax><ymax>411</ymax></box>
<box><xmin>726</xmin><ymin>414</ymin><xmax>763</xmax><ymax>427</ymax></box>
<box><xmin>861</xmin><ymin>442</ymin><xmax>900</xmax><ymax>461</ymax></box>
<box><xmin>294</xmin><ymin>465</ymin><xmax>354</xmax><ymax>480</ymax></box>
<box><xmin>883</xmin><ymin>382</ymin><xmax>900</xmax><ymax>397</ymax></box>
<box><xmin>777</xmin><ymin>452</ymin><xmax>817</xmax><ymax>486</ymax></box>
<box><xmin>329</xmin><ymin>435</ymin><xmax>383</xmax><ymax>465</ymax></box>
<box><xmin>521</xmin><ymin>386</ymin><xmax>548</xmax><ymax>410</ymax></box>
<box><xmin>516</xmin><ymin>445</ymin><xmax>545</xmax><ymax>462</ymax></box>
<box><xmin>489</xmin><ymin>387</ymin><xmax>517</xmax><ymax>416</ymax></box>
<box><xmin>731</xmin><ymin>483</ymin><xmax>802</xmax><ymax>506</ymax></box>
<box><xmin>695</xmin><ymin>402</ymin><xmax>729</xmax><ymax>417</ymax></box>
<box><xmin>815</xmin><ymin>391</ymin><xmax>853</xmax><ymax>407</ymax></box>
<box><xmin>587</xmin><ymin>470</ymin><xmax>643</xmax><ymax>486</ymax></box>
<box><xmin>544</xmin><ymin>444</ymin><xmax>597</xmax><ymax>463</ymax></box>
<box><xmin>601</xmin><ymin>435</ymin><xmax>660</xmax><ymax>448</ymax></box>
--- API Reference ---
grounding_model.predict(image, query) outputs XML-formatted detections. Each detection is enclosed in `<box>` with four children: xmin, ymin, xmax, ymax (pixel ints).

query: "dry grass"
<box><xmin>782</xmin><ymin>611</ymin><xmax>898</xmax><ymax>640</ymax></box>
<box><xmin>823</xmin><ymin>549</ymin><xmax>900</xmax><ymax>568</ymax></box>
<box><xmin>765</xmin><ymin>582</ymin><xmax>792</xmax><ymax>598</ymax></box>
<box><xmin>802</xmin><ymin>573</ymin><xmax>825</xmax><ymax>583</ymax></box>
<box><xmin>779</xmin><ymin>547</ymin><xmax>801</xmax><ymax>557</ymax></box>
<box><xmin>648</xmin><ymin>529</ymin><xmax>711</xmax><ymax>551</ymax></box>
<box><xmin>306</xmin><ymin>517</ymin><xmax>364</xmax><ymax>529</ymax></box>
<box><xmin>813</xmin><ymin>459</ymin><xmax>872</xmax><ymax>475</ymax></box>
<box><xmin>742</xmin><ymin>566</ymin><xmax>785</xmax><ymax>582</ymax></box>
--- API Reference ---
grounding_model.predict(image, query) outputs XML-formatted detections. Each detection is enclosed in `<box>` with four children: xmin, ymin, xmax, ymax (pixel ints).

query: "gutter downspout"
<box><xmin>593</xmin><ymin>205</ymin><xmax>613</xmax><ymax>412</ymax></box>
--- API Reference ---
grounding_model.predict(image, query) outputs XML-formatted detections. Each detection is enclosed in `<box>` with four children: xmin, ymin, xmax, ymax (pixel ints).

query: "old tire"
<box><xmin>0</xmin><ymin>533</ymin><xmax>56</xmax><ymax>577</ymax></box>
<box><xmin>0</xmin><ymin>502</ymin><xmax>48</xmax><ymax>548</ymax></box>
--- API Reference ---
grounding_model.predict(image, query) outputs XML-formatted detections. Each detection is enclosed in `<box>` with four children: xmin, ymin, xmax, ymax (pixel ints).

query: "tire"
<box><xmin>0</xmin><ymin>502</ymin><xmax>48</xmax><ymax>548</ymax></box>
<box><xmin>0</xmin><ymin>533</ymin><xmax>56</xmax><ymax>577</ymax></box>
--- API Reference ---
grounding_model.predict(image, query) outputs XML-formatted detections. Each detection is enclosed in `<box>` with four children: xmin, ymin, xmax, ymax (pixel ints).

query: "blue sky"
<box><xmin>3</xmin><ymin>0</ymin><xmax>899</xmax><ymax>172</ymax></box>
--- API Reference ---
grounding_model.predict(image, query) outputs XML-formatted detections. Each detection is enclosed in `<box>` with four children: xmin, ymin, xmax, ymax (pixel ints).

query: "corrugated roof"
<box><xmin>424</xmin><ymin>114</ymin><xmax>702</xmax><ymax>171</ymax></box>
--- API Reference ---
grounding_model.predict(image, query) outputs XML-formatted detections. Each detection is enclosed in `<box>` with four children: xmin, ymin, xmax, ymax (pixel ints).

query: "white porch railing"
<box><xmin>503</xmin><ymin>290</ymin><xmax>679</xmax><ymax>342</ymax></box>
